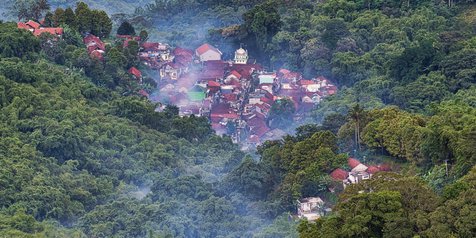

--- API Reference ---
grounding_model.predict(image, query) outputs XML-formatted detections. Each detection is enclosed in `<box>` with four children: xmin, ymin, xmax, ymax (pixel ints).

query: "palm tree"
<box><xmin>348</xmin><ymin>104</ymin><xmax>365</xmax><ymax>152</ymax></box>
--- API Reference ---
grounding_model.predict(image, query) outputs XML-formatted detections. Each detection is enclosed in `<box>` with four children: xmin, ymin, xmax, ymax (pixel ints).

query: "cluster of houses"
<box><xmin>17</xmin><ymin>20</ymin><xmax>145</xmax><ymax>88</ymax></box>
<box><xmin>16</xmin><ymin>20</ymin><xmax>337</xmax><ymax>145</ymax></box>
<box><xmin>140</xmin><ymin>42</ymin><xmax>337</xmax><ymax>145</ymax></box>
<box><xmin>17</xmin><ymin>20</ymin><xmax>63</xmax><ymax>37</ymax></box>
<box><xmin>297</xmin><ymin>158</ymin><xmax>392</xmax><ymax>222</ymax></box>
<box><xmin>330</xmin><ymin>158</ymin><xmax>391</xmax><ymax>188</ymax></box>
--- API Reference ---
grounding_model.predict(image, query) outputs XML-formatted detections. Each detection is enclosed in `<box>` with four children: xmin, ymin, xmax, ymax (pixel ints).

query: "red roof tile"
<box><xmin>33</xmin><ymin>27</ymin><xmax>63</xmax><ymax>37</ymax></box>
<box><xmin>247</xmin><ymin>116</ymin><xmax>270</xmax><ymax>137</ymax></box>
<box><xmin>378</xmin><ymin>164</ymin><xmax>392</xmax><ymax>171</ymax></box>
<box><xmin>366</xmin><ymin>166</ymin><xmax>380</xmax><ymax>174</ymax></box>
<box><xmin>196</xmin><ymin>43</ymin><xmax>221</xmax><ymax>55</ymax></box>
<box><xmin>128</xmin><ymin>67</ymin><xmax>142</xmax><ymax>79</ymax></box>
<box><xmin>223</xmin><ymin>93</ymin><xmax>238</xmax><ymax>102</ymax></box>
<box><xmin>141</xmin><ymin>42</ymin><xmax>159</xmax><ymax>51</ymax></box>
<box><xmin>229</xmin><ymin>70</ymin><xmax>241</xmax><ymax>79</ymax></box>
<box><xmin>207</xmin><ymin>80</ymin><xmax>221</xmax><ymax>87</ymax></box>
<box><xmin>278</xmin><ymin>68</ymin><xmax>291</xmax><ymax>75</ymax></box>
<box><xmin>84</xmin><ymin>34</ymin><xmax>105</xmax><ymax>51</ymax></box>
<box><xmin>90</xmin><ymin>50</ymin><xmax>104</xmax><ymax>61</ymax></box>
<box><xmin>17</xmin><ymin>22</ymin><xmax>31</xmax><ymax>30</ymax></box>
<box><xmin>210</xmin><ymin>103</ymin><xmax>239</xmax><ymax>122</ymax></box>
<box><xmin>300</xmin><ymin>80</ymin><xmax>315</xmax><ymax>85</ymax></box>
<box><xmin>26</xmin><ymin>20</ymin><xmax>40</xmax><ymax>29</ymax></box>
<box><xmin>138</xmin><ymin>89</ymin><xmax>149</xmax><ymax>97</ymax></box>
<box><xmin>348</xmin><ymin>158</ymin><xmax>361</xmax><ymax>169</ymax></box>
<box><xmin>260</xmin><ymin>97</ymin><xmax>274</xmax><ymax>105</ymax></box>
<box><xmin>198</xmin><ymin>69</ymin><xmax>225</xmax><ymax>81</ymax></box>
<box><xmin>173</xmin><ymin>47</ymin><xmax>193</xmax><ymax>56</ymax></box>
<box><xmin>330</xmin><ymin>168</ymin><xmax>348</xmax><ymax>180</ymax></box>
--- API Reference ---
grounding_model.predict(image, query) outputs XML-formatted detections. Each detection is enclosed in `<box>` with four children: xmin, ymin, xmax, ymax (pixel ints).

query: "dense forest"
<box><xmin>1</xmin><ymin>0</ymin><xmax>476</xmax><ymax>237</ymax></box>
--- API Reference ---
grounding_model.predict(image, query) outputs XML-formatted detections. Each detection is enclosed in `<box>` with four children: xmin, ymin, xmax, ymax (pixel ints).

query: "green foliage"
<box><xmin>0</xmin><ymin>22</ymin><xmax>40</xmax><ymax>58</ymax></box>
<box><xmin>254</xmin><ymin>214</ymin><xmax>299</xmax><ymax>238</ymax></box>
<box><xmin>117</xmin><ymin>21</ymin><xmax>135</xmax><ymax>36</ymax></box>
<box><xmin>243</xmin><ymin>2</ymin><xmax>282</xmax><ymax>58</ymax></box>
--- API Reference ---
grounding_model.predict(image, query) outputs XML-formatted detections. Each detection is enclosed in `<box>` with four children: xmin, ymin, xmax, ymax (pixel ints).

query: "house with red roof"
<box><xmin>279</xmin><ymin>70</ymin><xmax>302</xmax><ymax>83</ymax></box>
<box><xmin>128</xmin><ymin>67</ymin><xmax>142</xmax><ymax>82</ymax></box>
<box><xmin>17</xmin><ymin>22</ymin><xmax>33</xmax><ymax>31</ymax></box>
<box><xmin>173</xmin><ymin>47</ymin><xmax>193</xmax><ymax>68</ymax></box>
<box><xmin>246</xmin><ymin>115</ymin><xmax>270</xmax><ymax>138</ymax></box>
<box><xmin>90</xmin><ymin>50</ymin><xmax>104</xmax><ymax>61</ymax></box>
<box><xmin>33</xmin><ymin>27</ymin><xmax>64</xmax><ymax>37</ymax></box>
<box><xmin>226</xmin><ymin>70</ymin><xmax>242</xmax><ymax>82</ymax></box>
<box><xmin>229</xmin><ymin>64</ymin><xmax>263</xmax><ymax>79</ymax></box>
<box><xmin>348</xmin><ymin>158</ymin><xmax>361</xmax><ymax>169</ymax></box>
<box><xmin>348</xmin><ymin>158</ymin><xmax>368</xmax><ymax>172</ymax></box>
<box><xmin>17</xmin><ymin>20</ymin><xmax>63</xmax><ymax>38</ymax></box>
<box><xmin>207</xmin><ymin>80</ymin><xmax>221</xmax><ymax>94</ymax></box>
<box><xmin>366</xmin><ymin>166</ymin><xmax>380</xmax><ymax>174</ymax></box>
<box><xmin>140</xmin><ymin>42</ymin><xmax>171</xmax><ymax>61</ymax></box>
<box><xmin>196</xmin><ymin>43</ymin><xmax>222</xmax><ymax>62</ymax></box>
<box><xmin>330</xmin><ymin>168</ymin><xmax>349</xmax><ymax>181</ymax></box>
<box><xmin>329</xmin><ymin>158</ymin><xmax>393</xmax><ymax>188</ymax></box>
<box><xmin>26</xmin><ymin>20</ymin><xmax>40</xmax><ymax>29</ymax></box>
<box><xmin>173</xmin><ymin>47</ymin><xmax>194</xmax><ymax>56</ymax></box>
<box><xmin>210</xmin><ymin>103</ymin><xmax>240</xmax><ymax>123</ymax></box>
<box><xmin>138</xmin><ymin>89</ymin><xmax>149</xmax><ymax>98</ymax></box>
<box><xmin>83</xmin><ymin>34</ymin><xmax>105</xmax><ymax>60</ymax></box>
<box><xmin>84</xmin><ymin>34</ymin><xmax>105</xmax><ymax>51</ymax></box>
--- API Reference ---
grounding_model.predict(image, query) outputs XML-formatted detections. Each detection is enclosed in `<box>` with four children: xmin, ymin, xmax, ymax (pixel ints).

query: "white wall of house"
<box><xmin>199</xmin><ymin>50</ymin><xmax>221</xmax><ymax>61</ymax></box>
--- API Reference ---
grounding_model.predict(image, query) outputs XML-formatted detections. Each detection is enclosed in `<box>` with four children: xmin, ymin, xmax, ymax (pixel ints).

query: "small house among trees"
<box><xmin>128</xmin><ymin>67</ymin><xmax>142</xmax><ymax>82</ymax></box>
<box><xmin>297</xmin><ymin>197</ymin><xmax>325</xmax><ymax>221</ymax></box>
<box><xmin>17</xmin><ymin>20</ymin><xmax>63</xmax><ymax>37</ymax></box>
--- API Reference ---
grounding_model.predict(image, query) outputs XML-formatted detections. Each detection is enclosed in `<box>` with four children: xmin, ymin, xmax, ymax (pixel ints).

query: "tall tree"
<box><xmin>11</xmin><ymin>0</ymin><xmax>50</xmax><ymax>21</ymax></box>
<box><xmin>117</xmin><ymin>21</ymin><xmax>135</xmax><ymax>36</ymax></box>
<box><xmin>52</xmin><ymin>7</ymin><xmax>65</xmax><ymax>26</ymax></box>
<box><xmin>242</xmin><ymin>2</ymin><xmax>281</xmax><ymax>59</ymax></box>
<box><xmin>74</xmin><ymin>2</ymin><xmax>91</xmax><ymax>34</ymax></box>
<box><xmin>43</xmin><ymin>11</ymin><xmax>54</xmax><ymax>27</ymax></box>
<box><xmin>63</xmin><ymin>7</ymin><xmax>76</xmax><ymax>29</ymax></box>
<box><xmin>91</xmin><ymin>10</ymin><xmax>112</xmax><ymax>38</ymax></box>
<box><xmin>348</xmin><ymin>104</ymin><xmax>365</xmax><ymax>151</ymax></box>
<box><xmin>32</xmin><ymin>0</ymin><xmax>49</xmax><ymax>20</ymax></box>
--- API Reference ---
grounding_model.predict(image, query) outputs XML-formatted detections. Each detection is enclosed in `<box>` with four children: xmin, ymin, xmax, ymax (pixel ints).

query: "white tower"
<box><xmin>234</xmin><ymin>46</ymin><xmax>248</xmax><ymax>64</ymax></box>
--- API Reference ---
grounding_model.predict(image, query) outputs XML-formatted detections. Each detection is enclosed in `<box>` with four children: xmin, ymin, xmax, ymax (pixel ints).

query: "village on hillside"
<box><xmin>149</xmin><ymin>42</ymin><xmax>337</xmax><ymax>146</ymax></box>
<box><xmin>134</xmin><ymin>40</ymin><xmax>337</xmax><ymax>146</ymax></box>
<box><xmin>17</xmin><ymin>20</ymin><xmax>337</xmax><ymax>146</ymax></box>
